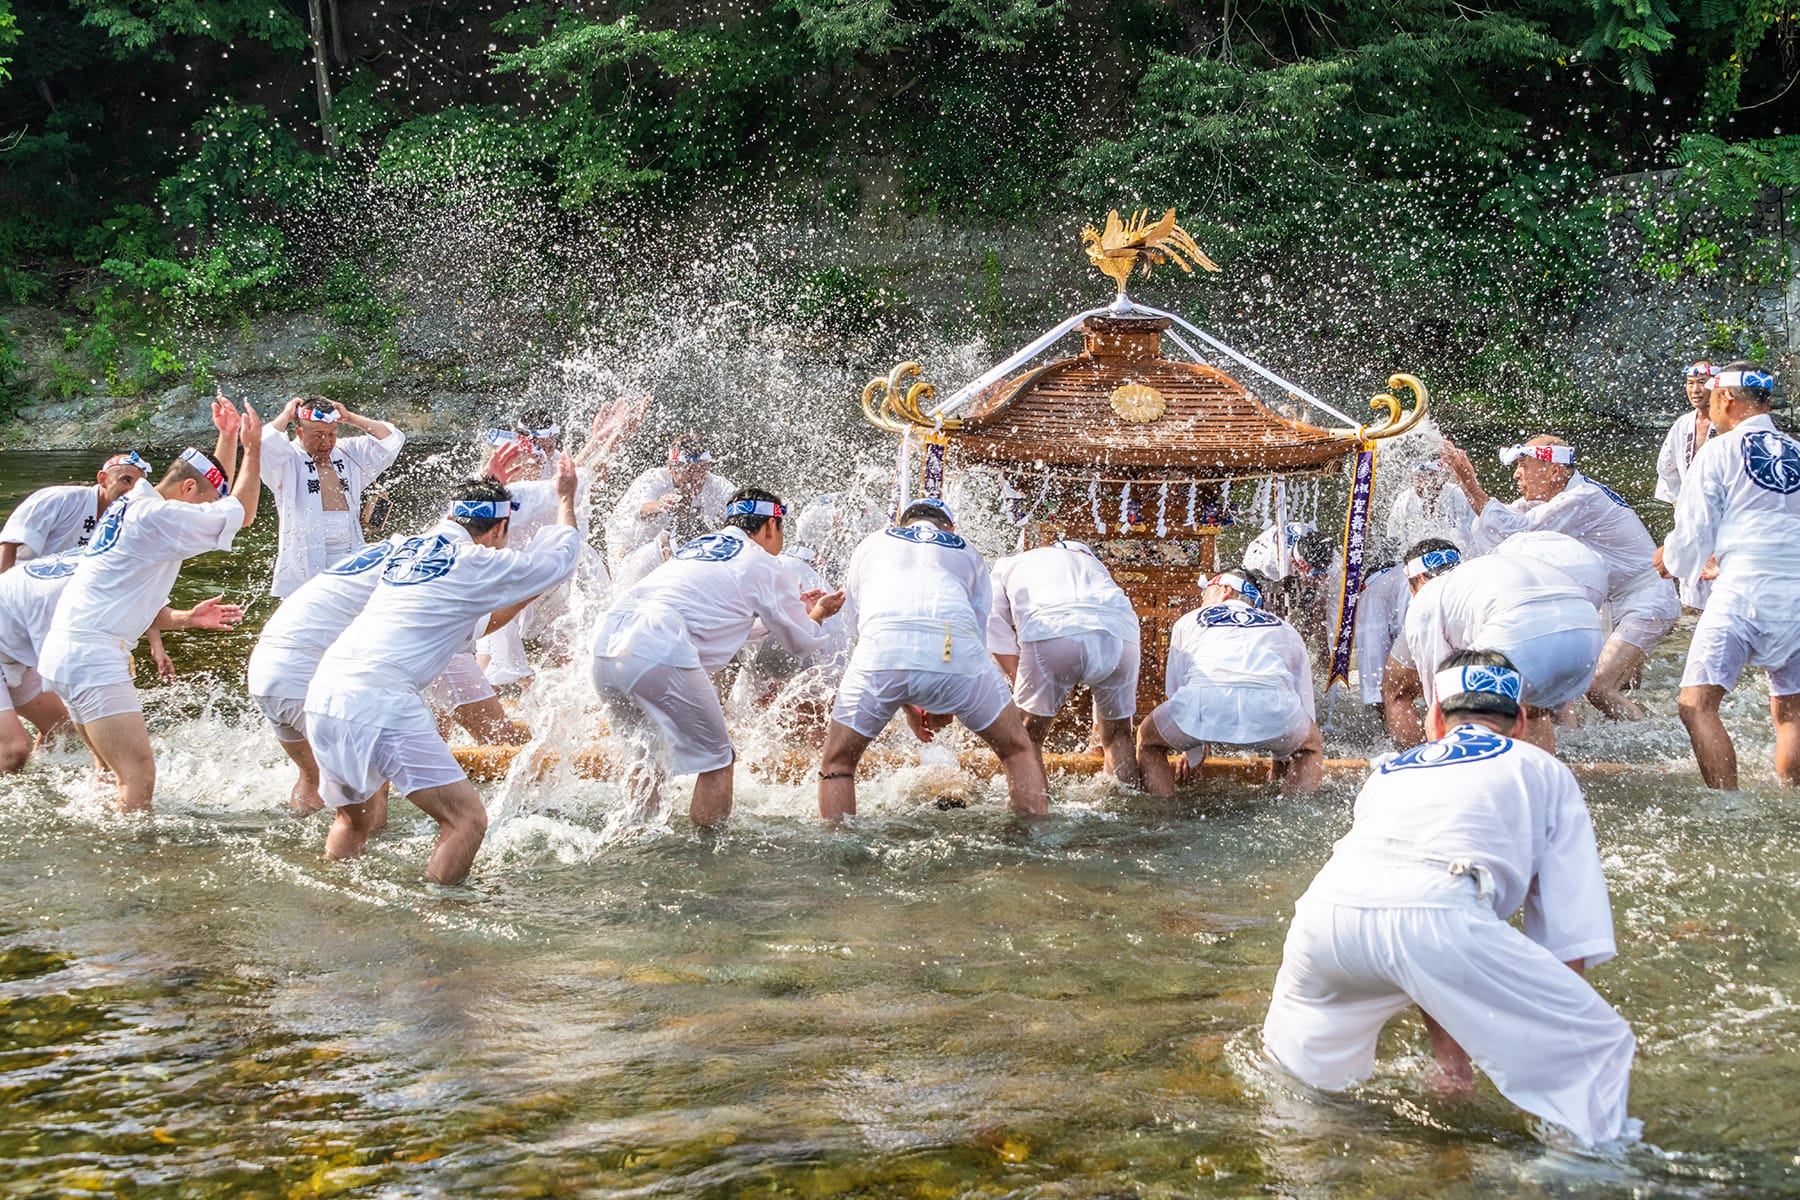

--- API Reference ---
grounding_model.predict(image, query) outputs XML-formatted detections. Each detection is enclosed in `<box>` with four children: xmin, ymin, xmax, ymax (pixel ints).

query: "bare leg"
<box><xmin>1096</xmin><ymin>714</ymin><xmax>1140</xmax><ymax>789</ymax></box>
<box><xmin>1521</xmin><ymin>705</ymin><xmax>1558</xmax><ymax>755</ymax></box>
<box><xmin>1136</xmin><ymin>711</ymin><xmax>1179</xmax><ymax>798</ymax></box>
<box><xmin>818</xmin><ymin>720</ymin><xmax>872</xmax><ymax>822</ymax></box>
<box><xmin>367</xmin><ymin>782</ymin><xmax>390</xmax><ymax>833</ymax></box>
<box><xmin>325</xmin><ymin>801</ymin><xmax>378</xmax><ymax>861</ymax></box>
<box><xmin>972</xmin><ymin>704</ymin><xmax>1048</xmax><ymax>816</ymax></box>
<box><xmin>1586</xmin><ymin>639</ymin><xmax>1648</xmax><ymax>721</ymax></box>
<box><xmin>455</xmin><ymin>697</ymin><xmax>527</xmax><ymax>746</ymax></box>
<box><xmin>81</xmin><ymin>711</ymin><xmax>158</xmax><ymax>813</ymax></box>
<box><xmin>1421</xmin><ymin>1009</ymin><xmax>1475</xmax><ymax>1100</ymax></box>
<box><xmin>276</xmin><ymin>737</ymin><xmax>325</xmax><ymax>815</ymax></box>
<box><xmin>399</xmin><ymin>779</ymin><xmax>490</xmax><ymax>885</ymax></box>
<box><xmin>1280</xmin><ymin>723</ymin><xmax>1325</xmax><ymax>796</ymax></box>
<box><xmin>1382</xmin><ymin>662</ymin><xmax>1425</xmax><ymax>747</ymax></box>
<box><xmin>16</xmin><ymin>692</ymin><xmax>70</xmax><ymax>754</ymax></box>
<box><xmin>1023</xmin><ymin>712</ymin><xmax>1053</xmax><ymax>748</ymax></box>
<box><xmin>0</xmin><ymin>709</ymin><xmax>32</xmax><ymax>773</ymax></box>
<box><xmin>689</xmin><ymin>759</ymin><xmax>734</xmax><ymax>827</ymax></box>
<box><xmin>1679</xmin><ymin>684</ymin><xmax>1735</xmax><ymax>790</ymax></box>
<box><xmin>1772</xmin><ymin>692</ymin><xmax>1800</xmax><ymax>786</ymax></box>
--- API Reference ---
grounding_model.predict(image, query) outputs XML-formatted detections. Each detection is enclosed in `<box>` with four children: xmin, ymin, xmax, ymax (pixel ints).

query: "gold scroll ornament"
<box><xmin>1355</xmin><ymin>373</ymin><xmax>1431</xmax><ymax>442</ymax></box>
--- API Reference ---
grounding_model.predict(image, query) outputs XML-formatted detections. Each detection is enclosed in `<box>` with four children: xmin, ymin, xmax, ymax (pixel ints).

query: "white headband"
<box><xmin>297</xmin><ymin>404</ymin><xmax>341</xmax><ymax>423</ymax></box>
<box><xmin>1498</xmin><ymin>444</ymin><xmax>1574</xmax><ymax>466</ymax></box>
<box><xmin>180</xmin><ymin>448</ymin><xmax>228</xmax><ymax>496</ymax></box>
<box><xmin>1715</xmin><ymin>369</ymin><xmax>1776</xmax><ymax>392</ymax></box>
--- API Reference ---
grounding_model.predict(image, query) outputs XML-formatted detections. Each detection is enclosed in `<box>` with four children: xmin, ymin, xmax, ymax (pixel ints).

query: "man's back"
<box><xmin>1</xmin><ymin>485</ymin><xmax>97</xmax><ymax>561</ymax></box>
<box><xmin>1407</xmin><ymin>554</ymin><xmax>1596</xmax><ymax>655</ymax></box>
<box><xmin>0</xmin><ymin>554</ymin><xmax>78</xmax><ymax>667</ymax></box>
<box><xmin>1475</xmin><ymin>473</ymin><xmax>1655</xmax><ymax>594</ymax></box>
<box><xmin>989</xmin><ymin>541</ymin><xmax>1138</xmax><ymax>644</ymax></box>
<box><xmin>843</xmin><ymin>524</ymin><xmax>991</xmax><ymax>673</ymax></box>
<box><xmin>1167</xmin><ymin>601</ymin><xmax>1312</xmax><ymax>704</ymax></box>
<box><xmin>1667</xmin><ymin>414</ymin><xmax>1800</xmax><ymax>620</ymax></box>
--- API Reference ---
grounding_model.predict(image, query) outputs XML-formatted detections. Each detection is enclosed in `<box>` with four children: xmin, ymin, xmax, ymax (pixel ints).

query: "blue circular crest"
<box><xmin>1589</xmin><ymin>478</ymin><xmax>1631</xmax><ymax>508</ymax></box>
<box><xmin>1197</xmin><ymin>604</ymin><xmax>1280</xmax><ymax>628</ymax></box>
<box><xmin>884</xmin><ymin>525</ymin><xmax>967</xmax><ymax>549</ymax></box>
<box><xmin>325</xmin><ymin>541</ymin><xmax>396</xmax><ymax>576</ymax></box>
<box><xmin>381</xmin><ymin>534</ymin><xmax>458</xmax><ymax>585</ymax></box>
<box><xmin>83</xmin><ymin>499</ymin><xmax>129</xmax><ymax>556</ymax></box>
<box><xmin>674</xmin><ymin>533</ymin><xmax>745</xmax><ymax>562</ymax></box>
<box><xmin>23</xmin><ymin>554</ymin><xmax>79</xmax><ymax>580</ymax></box>
<box><xmin>1742</xmin><ymin>430</ymin><xmax>1800</xmax><ymax>495</ymax></box>
<box><xmin>1379</xmin><ymin>726</ymin><xmax>1512</xmax><ymax>773</ymax></box>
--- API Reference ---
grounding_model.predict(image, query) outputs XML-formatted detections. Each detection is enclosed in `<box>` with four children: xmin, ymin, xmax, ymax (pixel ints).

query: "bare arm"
<box><xmin>1439</xmin><ymin>441</ymin><xmax>1492</xmax><ymax>513</ymax></box>
<box><xmin>0</xmin><ymin>544</ymin><xmax>17</xmax><ymax>573</ymax></box>
<box><xmin>484</xmin><ymin>596</ymin><xmax>538</xmax><ymax>635</ymax></box>
<box><xmin>553</xmin><ymin>453</ymin><xmax>578</xmax><ymax>526</ymax></box>
<box><xmin>994</xmin><ymin>652</ymin><xmax>1019</xmax><ymax>682</ymax></box>
<box><xmin>232</xmin><ymin>404</ymin><xmax>263</xmax><ymax>527</ymax></box>
<box><xmin>1382</xmin><ymin>659</ymin><xmax>1425</xmax><ymax>748</ymax></box>
<box><xmin>211</xmin><ymin>391</ymin><xmax>241</xmax><ymax>485</ymax></box>
<box><xmin>335</xmin><ymin>401</ymin><xmax>395</xmax><ymax>440</ymax></box>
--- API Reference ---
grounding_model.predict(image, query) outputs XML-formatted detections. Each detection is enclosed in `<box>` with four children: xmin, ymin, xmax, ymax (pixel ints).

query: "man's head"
<box><xmin>1403</xmin><ymin>537</ymin><xmax>1462</xmax><ymax>595</ymax></box>
<box><xmin>1201</xmin><ymin>564</ymin><xmax>1266</xmax><ymax>608</ymax></box>
<box><xmin>1500</xmin><ymin>435</ymin><xmax>1574</xmax><ymax>502</ymax></box>
<box><xmin>514</xmin><ymin>405</ymin><xmax>562</xmax><ymax>455</ymax></box>
<box><xmin>1684</xmin><ymin>360</ymin><xmax>1717</xmax><ymax>412</ymax></box>
<box><xmin>446</xmin><ymin>478</ymin><xmax>517</xmax><ymax>547</ymax></box>
<box><xmin>1293</xmin><ymin>531</ymin><xmax>1335</xmax><ymax>579</ymax></box>
<box><xmin>1410</xmin><ymin>458</ymin><xmax>1447</xmax><ymax>500</ymax></box>
<box><xmin>97</xmin><ymin>451</ymin><xmax>151</xmax><ymax>503</ymax></box>
<box><xmin>157</xmin><ymin>448</ymin><xmax>229</xmax><ymax>505</ymax></box>
<box><xmin>1427</xmin><ymin>648</ymin><xmax>1527</xmax><ymax>739</ymax></box>
<box><xmin>667</xmin><ymin>433</ymin><xmax>714</xmax><ymax>493</ymax></box>
<box><xmin>1708</xmin><ymin>361</ymin><xmax>1778</xmax><ymax>432</ymax></box>
<box><xmin>898</xmin><ymin>497</ymin><xmax>956</xmax><ymax>531</ymax></box>
<box><xmin>294</xmin><ymin>395</ymin><xmax>342</xmax><ymax>458</ymax></box>
<box><xmin>723</xmin><ymin>486</ymin><xmax>786</xmax><ymax>554</ymax></box>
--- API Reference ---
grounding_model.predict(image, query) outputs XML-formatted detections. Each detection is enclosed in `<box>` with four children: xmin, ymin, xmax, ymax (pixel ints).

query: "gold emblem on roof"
<box><xmin>1109</xmin><ymin>383</ymin><xmax>1166</xmax><ymax>424</ymax></box>
<box><xmin>1081</xmin><ymin>208</ymin><xmax>1219</xmax><ymax>297</ymax></box>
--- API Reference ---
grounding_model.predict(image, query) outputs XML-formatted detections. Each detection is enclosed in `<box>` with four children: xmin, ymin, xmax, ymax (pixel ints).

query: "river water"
<box><xmin>1</xmin><ymin>439</ymin><xmax>1796</xmax><ymax>1199</ymax></box>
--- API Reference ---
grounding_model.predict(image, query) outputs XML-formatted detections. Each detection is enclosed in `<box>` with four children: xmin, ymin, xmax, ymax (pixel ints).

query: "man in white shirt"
<box><xmin>1385</xmin><ymin>458</ymin><xmax>1476</xmax><ymax>552</ymax></box>
<box><xmin>38</xmin><ymin>410</ymin><xmax>262</xmax><ymax>812</ymax></box>
<box><xmin>0</xmin><ymin>451</ymin><xmax>151</xmax><ymax>571</ymax></box>
<box><xmin>593</xmin><ymin>487</ymin><xmax>844</xmax><ymax>824</ymax></box>
<box><xmin>820</xmin><ymin>499</ymin><xmax>1046</xmax><ymax>820</ymax></box>
<box><xmin>260</xmin><ymin>394</ymin><xmax>405</xmax><ymax>598</ymax></box>
<box><xmin>0</xmin><ymin>551</ymin><xmax>241</xmax><ymax>774</ymax></box>
<box><xmin>1136</xmin><ymin>568</ymin><xmax>1322</xmax><ymax>795</ymax></box>
<box><xmin>987</xmin><ymin>537</ymin><xmax>1141</xmax><ymax>784</ymax></box>
<box><xmin>1353</xmin><ymin>562</ymin><xmax>1410</xmax><ymax>714</ymax></box>
<box><xmin>1655</xmin><ymin>360</ymin><xmax>1718</xmax><ymax>609</ymax></box>
<box><xmin>1657</xmin><ymin>363</ymin><xmax>1800</xmax><ymax>790</ymax></box>
<box><xmin>1263</xmin><ymin>650</ymin><xmax>1637</xmax><ymax>1150</ymax></box>
<box><xmin>604</xmin><ymin>433</ymin><xmax>738</xmax><ymax>589</ymax></box>
<box><xmin>1440</xmin><ymin>435</ymin><xmax>1677</xmax><ymax>721</ymax></box>
<box><xmin>1384</xmin><ymin>539</ymin><xmax>1604</xmax><ymax>752</ymax></box>
<box><xmin>306</xmin><ymin>462</ymin><xmax>584</xmax><ymax>884</ymax></box>
<box><xmin>1243</xmin><ymin>520</ymin><xmax>1314</xmax><ymax>582</ymax></box>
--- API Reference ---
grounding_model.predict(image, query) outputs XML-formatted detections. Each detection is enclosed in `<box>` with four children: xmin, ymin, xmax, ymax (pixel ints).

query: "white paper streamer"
<box><xmin>1186</xmin><ymin>482</ymin><xmax>1198</xmax><ymax>528</ymax></box>
<box><xmin>1089</xmin><ymin>479</ymin><xmax>1106</xmax><ymax>534</ymax></box>
<box><xmin>1118</xmin><ymin>481</ymin><xmax>1132</xmax><ymax>527</ymax></box>
<box><xmin>1156</xmin><ymin>481</ymin><xmax>1169</xmax><ymax>537</ymax></box>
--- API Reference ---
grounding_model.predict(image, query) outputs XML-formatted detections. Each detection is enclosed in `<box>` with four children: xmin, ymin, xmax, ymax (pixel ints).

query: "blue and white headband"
<box><xmin>297</xmin><ymin>404</ymin><xmax>340</xmax><ymax>423</ymax></box>
<box><xmin>669</xmin><ymin>448</ymin><xmax>714</xmax><ymax>464</ymax></box>
<box><xmin>909</xmin><ymin>497</ymin><xmax>956</xmax><ymax>523</ymax></box>
<box><xmin>1499</xmin><ymin>443</ymin><xmax>1575</xmax><ymax>466</ymax></box>
<box><xmin>179</xmin><ymin>448</ymin><xmax>228</xmax><ymax>496</ymax></box>
<box><xmin>448</xmin><ymin>498</ymin><xmax>520</xmax><ymax>519</ymax></box>
<box><xmin>1685</xmin><ymin>362</ymin><xmax>1718</xmax><ymax>378</ymax></box>
<box><xmin>1715</xmin><ymin>369</ymin><xmax>1776</xmax><ymax>392</ymax></box>
<box><xmin>1211</xmin><ymin>571</ymin><xmax>1262</xmax><ymax>608</ymax></box>
<box><xmin>1434</xmin><ymin>664</ymin><xmax>1523</xmax><ymax>704</ymax></box>
<box><xmin>483</xmin><ymin>428</ymin><xmax>520</xmax><ymax>446</ymax></box>
<box><xmin>1413</xmin><ymin>458</ymin><xmax>1443</xmax><ymax>472</ymax></box>
<box><xmin>103</xmin><ymin>451</ymin><xmax>152</xmax><ymax>475</ymax></box>
<box><xmin>726</xmin><ymin>499</ymin><xmax>785</xmax><ymax>518</ymax></box>
<box><xmin>1405</xmin><ymin>547</ymin><xmax>1461</xmax><ymax>580</ymax></box>
<box><xmin>525</xmin><ymin>423</ymin><xmax>560</xmax><ymax>439</ymax></box>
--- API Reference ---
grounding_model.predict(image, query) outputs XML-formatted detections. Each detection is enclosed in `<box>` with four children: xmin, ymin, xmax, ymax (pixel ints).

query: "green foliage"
<box><xmin>68</xmin><ymin>0</ymin><xmax>305</xmax><ymax>56</ymax></box>
<box><xmin>0</xmin><ymin>324</ymin><xmax>25</xmax><ymax>418</ymax></box>
<box><xmin>0</xmin><ymin>0</ymin><xmax>18</xmax><ymax>82</ymax></box>
<box><xmin>157</xmin><ymin>102</ymin><xmax>329</xmax><ymax>233</ymax></box>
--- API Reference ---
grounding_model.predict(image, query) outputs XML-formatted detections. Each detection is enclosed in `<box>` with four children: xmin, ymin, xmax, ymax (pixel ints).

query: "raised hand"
<box><xmin>486</xmin><ymin>436</ymin><xmax>527</xmax><ymax>484</ymax></box>
<box><xmin>212</xmin><ymin>389</ymin><xmax>242</xmax><ymax>437</ymax></box>
<box><xmin>554</xmin><ymin>451</ymin><xmax>578</xmax><ymax>502</ymax></box>
<box><xmin>238</xmin><ymin>401</ymin><xmax>262</xmax><ymax>444</ymax></box>
<box><xmin>808</xmin><ymin>589</ymin><xmax>846</xmax><ymax>622</ymax></box>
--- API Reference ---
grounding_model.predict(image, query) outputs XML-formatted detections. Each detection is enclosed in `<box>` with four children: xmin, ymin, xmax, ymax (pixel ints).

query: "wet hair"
<box><xmin>1404</xmin><ymin>536</ymin><xmax>1462</xmax><ymax>581</ymax></box>
<box><xmin>723</xmin><ymin>486</ymin><xmax>785</xmax><ymax>535</ymax></box>
<box><xmin>669</xmin><ymin>432</ymin><xmax>710</xmax><ymax>462</ymax></box>
<box><xmin>447</xmin><ymin>477</ymin><xmax>514</xmax><ymax>537</ymax></box>
<box><xmin>1714</xmin><ymin>359</ymin><xmax>1775</xmax><ymax>409</ymax></box>
<box><xmin>899</xmin><ymin>499</ymin><xmax>954</xmax><ymax>530</ymax></box>
<box><xmin>1295</xmin><ymin>531</ymin><xmax>1335</xmax><ymax>571</ymax></box>
<box><xmin>160</xmin><ymin>450</ymin><xmax>226</xmax><ymax>493</ymax></box>
<box><xmin>1436</xmin><ymin>648</ymin><xmax>1523</xmax><ymax>723</ymax></box>
<box><xmin>516</xmin><ymin>404</ymin><xmax>560</xmax><ymax>438</ymax></box>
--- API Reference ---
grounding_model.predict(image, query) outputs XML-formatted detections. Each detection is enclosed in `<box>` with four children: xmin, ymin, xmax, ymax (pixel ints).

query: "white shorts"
<box><xmin>1148</xmin><ymin>687</ymin><xmax>1312</xmax><ymax>761</ymax></box>
<box><xmin>1013</xmin><ymin>634</ymin><xmax>1139</xmax><ymax>722</ymax></box>
<box><xmin>831</xmin><ymin>663</ymin><xmax>1013</xmax><ymax>740</ymax></box>
<box><xmin>307</xmin><ymin>712</ymin><xmax>466</xmax><ymax>807</ymax></box>
<box><xmin>0</xmin><ymin>662</ymin><xmax>44</xmax><ymax>713</ymax></box>
<box><xmin>425</xmin><ymin>652</ymin><xmax>498</xmax><ymax>711</ymax></box>
<box><xmin>251</xmin><ymin>692</ymin><xmax>309</xmax><ymax>744</ymax></box>
<box><xmin>592</xmin><ymin>653</ymin><xmax>733</xmax><ymax>777</ymax></box>
<box><xmin>1503</xmin><ymin>627</ymin><xmax>1606</xmax><ymax>708</ymax></box>
<box><xmin>1607</xmin><ymin>569</ymin><xmax>1680</xmax><ymax>652</ymax></box>
<box><xmin>43</xmin><ymin>676</ymin><xmax>141</xmax><ymax>725</ymax></box>
<box><xmin>1263</xmin><ymin>873</ymin><xmax>1635</xmax><ymax>1147</ymax></box>
<box><xmin>1680</xmin><ymin>608</ymin><xmax>1800</xmax><ymax>695</ymax></box>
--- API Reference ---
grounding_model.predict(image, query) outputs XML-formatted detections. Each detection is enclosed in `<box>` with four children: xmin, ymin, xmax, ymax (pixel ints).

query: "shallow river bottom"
<box><xmin>2</xmin><ymin>621</ymin><xmax>1799</xmax><ymax>1200</ymax></box>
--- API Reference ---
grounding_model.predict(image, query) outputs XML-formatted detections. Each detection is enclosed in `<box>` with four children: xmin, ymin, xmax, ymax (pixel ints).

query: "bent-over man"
<box><xmin>0</xmin><ymin>451</ymin><xmax>151</xmax><ymax>571</ymax></box>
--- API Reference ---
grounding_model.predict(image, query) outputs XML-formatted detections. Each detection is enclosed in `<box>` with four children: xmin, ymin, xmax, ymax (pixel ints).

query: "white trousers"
<box><xmin>1262</xmin><ymin>872</ymin><xmax>1636</xmax><ymax>1147</ymax></box>
<box><xmin>1013</xmin><ymin>633</ymin><xmax>1139</xmax><ymax>722</ymax></box>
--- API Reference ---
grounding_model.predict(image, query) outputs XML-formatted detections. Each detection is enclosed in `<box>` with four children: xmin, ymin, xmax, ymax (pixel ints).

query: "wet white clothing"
<box><xmin>247</xmin><ymin>537</ymin><xmax>405</xmax><ymax>704</ymax></box>
<box><xmin>1665</xmin><ymin>413</ymin><xmax>1800</xmax><ymax>690</ymax></box>
<box><xmin>0</xmin><ymin>552</ymin><xmax>80</xmax><ymax>673</ymax></box>
<box><xmin>474</xmin><ymin>470</ymin><xmax>605</xmax><ymax>685</ymax></box>
<box><xmin>1394</xmin><ymin>555</ymin><xmax>1604</xmax><ymax>708</ymax></box>
<box><xmin>0</xmin><ymin>484</ymin><xmax>103</xmax><ymax>561</ymax></box>
<box><xmin>1263</xmin><ymin>724</ymin><xmax>1634</xmax><ymax>1147</ymax></box>
<box><xmin>1244</xmin><ymin>522</ymin><xmax>1313</xmax><ymax>581</ymax></box>
<box><xmin>1496</xmin><ymin>530</ymin><xmax>1610</xmax><ymax>609</ymax></box>
<box><xmin>1154</xmin><ymin>600</ymin><xmax>1315</xmax><ymax>754</ymax></box>
<box><xmin>1011</xmin><ymin>634</ymin><xmax>1139</xmax><ymax>723</ymax></box>
<box><xmin>1655</xmin><ymin>409</ymin><xmax>1716</xmax><ymax>607</ymax></box>
<box><xmin>306</xmin><ymin>521</ymin><xmax>581</xmax><ymax>739</ymax></box>
<box><xmin>831</xmin><ymin>663</ymin><xmax>1013</xmax><ymax>740</ymax></box>
<box><xmin>1353</xmin><ymin>566</ymin><xmax>1410</xmax><ymax>707</ymax></box>
<box><xmin>1471</xmin><ymin>472</ymin><xmax>1677</xmax><ymax>645</ymax></box>
<box><xmin>424</xmin><ymin>651</ymin><xmax>498</xmax><ymax>711</ymax></box>
<box><xmin>593</xmin><ymin>527</ymin><xmax>830</xmax><ymax>675</ymax></box>
<box><xmin>593</xmin><ymin>655</ymin><xmax>737</xmax><ymax>777</ymax></box>
<box><xmin>841</xmin><ymin>524</ymin><xmax>994</xmax><ymax>676</ymax></box>
<box><xmin>261</xmin><ymin>422</ymin><xmax>405</xmax><ymax>597</ymax></box>
<box><xmin>1386</xmin><ymin>483</ymin><xmax>1476</xmax><ymax>553</ymax></box>
<box><xmin>1680</xmin><ymin>609</ymin><xmax>1800</xmax><ymax>695</ymax></box>
<box><xmin>737</xmin><ymin>549</ymin><xmax>849</xmax><ymax>683</ymax></box>
<box><xmin>38</xmin><ymin>480</ymin><xmax>243</xmax><ymax>690</ymax></box>
<box><xmin>309</xmin><ymin>715</ymin><xmax>467</xmax><ymax>807</ymax></box>
<box><xmin>603</xmin><ymin>466</ymin><xmax>737</xmax><ymax>578</ymax></box>
<box><xmin>987</xmin><ymin>541</ymin><xmax>1140</xmax><ymax>720</ymax></box>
